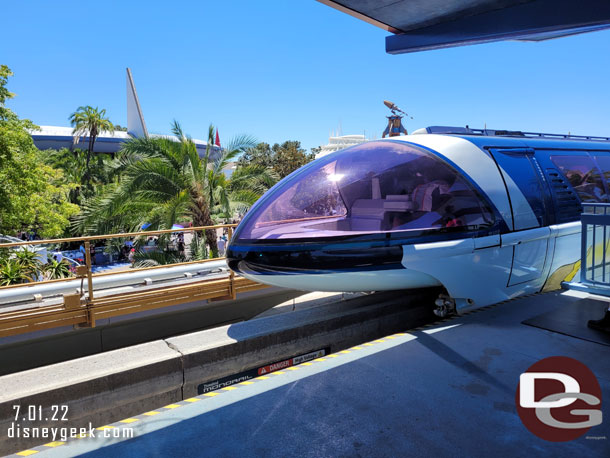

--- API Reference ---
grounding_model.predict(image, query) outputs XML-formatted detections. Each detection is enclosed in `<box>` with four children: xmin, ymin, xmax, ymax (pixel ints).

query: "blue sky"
<box><xmin>2</xmin><ymin>0</ymin><xmax>610</xmax><ymax>151</ymax></box>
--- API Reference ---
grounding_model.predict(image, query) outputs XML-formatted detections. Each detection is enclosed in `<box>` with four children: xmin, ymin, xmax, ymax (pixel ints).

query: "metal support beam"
<box><xmin>384</xmin><ymin>0</ymin><xmax>610</xmax><ymax>54</ymax></box>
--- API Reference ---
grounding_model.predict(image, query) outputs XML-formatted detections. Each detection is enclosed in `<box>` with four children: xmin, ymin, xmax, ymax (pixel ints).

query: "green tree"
<box><xmin>272</xmin><ymin>141</ymin><xmax>315</xmax><ymax>179</ymax></box>
<box><xmin>237</xmin><ymin>140</ymin><xmax>314</xmax><ymax>181</ymax></box>
<box><xmin>237</xmin><ymin>142</ymin><xmax>274</xmax><ymax>169</ymax></box>
<box><xmin>74</xmin><ymin>122</ymin><xmax>256</xmax><ymax>256</ymax></box>
<box><xmin>69</xmin><ymin>106</ymin><xmax>114</xmax><ymax>176</ymax></box>
<box><xmin>0</xmin><ymin>65</ymin><xmax>79</xmax><ymax>238</ymax></box>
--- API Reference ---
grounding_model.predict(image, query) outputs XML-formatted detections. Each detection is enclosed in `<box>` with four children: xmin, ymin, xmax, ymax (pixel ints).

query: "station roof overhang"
<box><xmin>317</xmin><ymin>0</ymin><xmax>610</xmax><ymax>54</ymax></box>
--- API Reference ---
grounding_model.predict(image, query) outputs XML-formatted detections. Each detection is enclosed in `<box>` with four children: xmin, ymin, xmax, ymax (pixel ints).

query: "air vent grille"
<box><xmin>546</xmin><ymin>168</ymin><xmax>582</xmax><ymax>223</ymax></box>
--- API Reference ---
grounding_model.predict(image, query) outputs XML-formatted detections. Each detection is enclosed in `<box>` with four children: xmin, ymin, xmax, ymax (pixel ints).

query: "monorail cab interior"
<box><xmin>236</xmin><ymin>141</ymin><xmax>495</xmax><ymax>240</ymax></box>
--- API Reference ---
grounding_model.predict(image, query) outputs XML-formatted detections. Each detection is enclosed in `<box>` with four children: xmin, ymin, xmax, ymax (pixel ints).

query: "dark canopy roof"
<box><xmin>318</xmin><ymin>0</ymin><xmax>610</xmax><ymax>53</ymax></box>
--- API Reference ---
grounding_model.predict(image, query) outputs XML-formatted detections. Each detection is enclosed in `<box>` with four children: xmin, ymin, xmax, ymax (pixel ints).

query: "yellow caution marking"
<box><xmin>17</xmin><ymin>450</ymin><xmax>39</xmax><ymax>456</ymax></box>
<box><xmin>96</xmin><ymin>426</ymin><xmax>115</xmax><ymax>431</ymax></box>
<box><xmin>204</xmin><ymin>392</ymin><xmax>220</xmax><ymax>397</ymax></box>
<box><xmin>256</xmin><ymin>376</ymin><xmax>270</xmax><ymax>380</ymax></box>
<box><xmin>339</xmin><ymin>350</ymin><xmax>351</xmax><ymax>354</ymax></box>
<box><xmin>351</xmin><ymin>346</ymin><xmax>363</xmax><ymax>350</ymax></box>
<box><xmin>385</xmin><ymin>336</ymin><xmax>398</xmax><ymax>339</ymax></box>
<box><xmin>287</xmin><ymin>366</ymin><xmax>300</xmax><ymax>370</ymax></box>
<box><xmin>119</xmin><ymin>418</ymin><xmax>139</xmax><ymax>423</ymax></box>
<box><xmin>221</xmin><ymin>386</ymin><xmax>238</xmax><ymax>391</ymax></box>
<box><xmin>374</xmin><ymin>340</ymin><xmax>385</xmax><ymax>343</ymax></box>
<box><xmin>163</xmin><ymin>404</ymin><xmax>181</xmax><ymax>409</ymax></box>
<box><xmin>185</xmin><ymin>398</ymin><xmax>201</xmax><ymax>402</ymax></box>
<box><xmin>301</xmin><ymin>362</ymin><xmax>313</xmax><ymax>366</ymax></box>
<box><xmin>313</xmin><ymin>358</ymin><xmax>327</xmax><ymax>362</ymax></box>
<box><xmin>271</xmin><ymin>371</ymin><xmax>286</xmax><ymax>375</ymax></box>
<box><xmin>43</xmin><ymin>442</ymin><xmax>65</xmax><ymax>448</ymax></box>
<box><xmin>327</xmin><ymin>354</ymin><xmax>339</xmax><ymax>358</ymax></box>
<box><xmin>363</xmin><ymin>343</ymin><xmax>374</xmax><ymax>346</ymax></box>
<box><xmin>143</xmin><ymin>411</ymin><xmax>160</xmax><ymax>416</ymax></box>
<box><xmin>239</xmin><ymin>381</ymin><xmax>254</xmax><ymax>385</ymax></box>
<box><xmin>394</xmin><ymin>333</ymin><xmax>407</xmax><ymax>336</ymax></box>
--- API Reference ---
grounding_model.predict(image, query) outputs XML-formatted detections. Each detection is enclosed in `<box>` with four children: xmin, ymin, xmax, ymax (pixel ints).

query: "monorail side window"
<box><xmin>236</xmin><ymin>141</ymin><xmax>495</xmax><ymax>240</ymax></box>
<box><xmin>550</xmin><ymin>155</ymin><xmax>607</xmax><ymax>203</ymax></box>
<box><xmin>589</xmin><ymin>155</ymin><xmax>610</xmax><ymax>196</ymax></box>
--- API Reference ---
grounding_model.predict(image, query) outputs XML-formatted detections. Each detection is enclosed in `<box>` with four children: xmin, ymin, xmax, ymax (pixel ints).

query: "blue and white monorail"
<box><xmin>227</xmin><ymin>127</ymin><xmax>610</xmax><ymax>313</ymax></box>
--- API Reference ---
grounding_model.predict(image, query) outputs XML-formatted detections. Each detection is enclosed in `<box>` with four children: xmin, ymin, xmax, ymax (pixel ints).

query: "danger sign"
<box><xmin>257</xmin><ymin>349</ymin><xmax>326</xmax><ymax>375</ymax></box>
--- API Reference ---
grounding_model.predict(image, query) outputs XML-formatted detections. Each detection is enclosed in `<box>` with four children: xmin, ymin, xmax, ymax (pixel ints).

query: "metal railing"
<box><xmin>0</xmin><ymin>224</ymin><xmax>267</xmax><ymax>337</ymax></box>
<box><xmin>0</xmin><ymin>223</ymin><xmax>237</xmax><ymax>290</ymax></box>
<box><xmin>580</xmin><ymin>203</ymin><xmax>610</xmax><ymax>286</ymax></box>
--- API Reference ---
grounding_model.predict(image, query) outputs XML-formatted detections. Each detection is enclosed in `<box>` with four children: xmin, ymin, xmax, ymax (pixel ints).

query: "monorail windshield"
<box><xmin>236</xmin><ymin>141</ymin><xmax>495</xmax><ymax>240</ymax></box>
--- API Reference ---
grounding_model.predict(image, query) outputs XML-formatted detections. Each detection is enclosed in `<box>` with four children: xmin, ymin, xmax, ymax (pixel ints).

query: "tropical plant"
<box><xmin>69</xmin><ymin>106</ymin><xmax>114</xmax><ymax>175</ymax></box>
<box><xmin>44</xmin><ymin>147</ymin><xmax>113</xmax><ymax>205</ymax></box>
<box><xmin>74</xmin><ymin>121</ymin><xmax>256</xmax><ymax>257</ymax></box>
<box><xmin>0</xmin><ymin>258</ymin><xmax>31</xmax><ymax>286</ymax></box>
<box><xmin>228</xmin><ymin>164</ymin><xmax>278</xmax><ymax>213</ymax></box>
<box><xmin>43</xmin><ymin>258</ymin><xmax>73</xmax><ymax>280</ymax></box>
<box><xmin>13</xmin><ymin>247</ymin><xmax>43</xmax><ymax>280</ymax></box>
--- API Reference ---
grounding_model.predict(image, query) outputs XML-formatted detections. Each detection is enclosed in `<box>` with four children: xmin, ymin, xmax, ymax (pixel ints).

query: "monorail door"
<box><xmin>489</xmin><ymin>148</ymin><xmax>553</xmax><ymax>289</ymax></box>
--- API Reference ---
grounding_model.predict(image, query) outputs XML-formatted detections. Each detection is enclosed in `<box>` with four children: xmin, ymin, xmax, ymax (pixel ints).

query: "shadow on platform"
<box><xmin>523</xmin><ymin>296</ymin><xmax>610</xmax><ymax>346</ymax></box>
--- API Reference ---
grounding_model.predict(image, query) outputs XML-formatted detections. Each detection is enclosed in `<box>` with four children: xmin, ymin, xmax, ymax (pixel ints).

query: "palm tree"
<box><xmin>228</xmin><ymin>163</ymin><xmax>279</xmax><ymax>213</ymax></box>
<box><xmin>69</xmin><ymin>106</ymin><xmax>114</xmax><ymax>176</ymax></box>
<box><xmin>74</xmin><ymin>122</ymin><xmax>257</xmax><ymax>257</ymax></box>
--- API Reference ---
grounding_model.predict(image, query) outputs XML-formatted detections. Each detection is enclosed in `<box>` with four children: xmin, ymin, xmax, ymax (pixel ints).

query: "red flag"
<box><xmin>215</xmin><ymin>129</ymin><xmax>221</xmax><ymax>147</ymax></box>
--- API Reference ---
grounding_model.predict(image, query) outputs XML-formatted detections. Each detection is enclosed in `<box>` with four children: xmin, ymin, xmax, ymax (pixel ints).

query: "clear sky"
<box><xmin>2</xmin><ymin>0</ymin><xmax>610</xmax><ymax>151</ymax></box>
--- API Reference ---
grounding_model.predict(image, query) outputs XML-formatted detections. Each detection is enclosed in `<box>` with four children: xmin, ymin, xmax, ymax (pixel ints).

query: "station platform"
<box><xmin>13</xmin><ymin>290</ymin><xmax>610</xmax><ymax>457</ymax></box>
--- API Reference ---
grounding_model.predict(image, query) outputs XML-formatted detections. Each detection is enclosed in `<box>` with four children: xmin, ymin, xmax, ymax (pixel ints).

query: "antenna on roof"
<box><xmin>383</xmin><ymin>100</ymin><xmax>413</xmax><ymax>119</ymax></box>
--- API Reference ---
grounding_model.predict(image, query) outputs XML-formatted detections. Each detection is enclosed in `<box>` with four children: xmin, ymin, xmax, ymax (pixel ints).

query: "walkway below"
<box><xmin>15</xmin><ymin>291</ymin><xmax>610</xmax><ymax>457</ymax></box>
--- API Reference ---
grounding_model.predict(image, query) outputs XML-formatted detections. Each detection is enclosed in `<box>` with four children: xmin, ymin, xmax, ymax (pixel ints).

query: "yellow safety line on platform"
<box><xmin>43</xmin><ymin>442</ymin><xmax>64</xmax><ymax>448</ymax></box>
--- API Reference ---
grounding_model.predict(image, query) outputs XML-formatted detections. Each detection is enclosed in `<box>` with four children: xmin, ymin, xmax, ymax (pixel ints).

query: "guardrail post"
<box><xmin>84</xmin><ymin>241</ymin><xmax>96</xmax><ymax>327</ymax></box>
<box><xmin>228</xmin><ymin>226</ymin><xmax>236</xmax><ymax>300</ymax></box>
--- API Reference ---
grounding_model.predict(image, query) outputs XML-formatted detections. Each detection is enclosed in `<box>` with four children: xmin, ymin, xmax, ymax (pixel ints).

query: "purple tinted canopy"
<box><xmin>237</xmin><ymin>141</ymin><xmax>494</xmax><ymax>240</ymax></box>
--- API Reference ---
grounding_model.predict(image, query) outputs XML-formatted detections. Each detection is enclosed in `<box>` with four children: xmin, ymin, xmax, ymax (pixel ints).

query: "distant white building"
<box><xmin>315</xmin><ymin>134</ymin><xmax>368</xmax><ymax>159</ymax></box>
<box><xmin>31</xmin><ymin>68</ymin><xmax>219</xmax><ymax>159</ymax></box>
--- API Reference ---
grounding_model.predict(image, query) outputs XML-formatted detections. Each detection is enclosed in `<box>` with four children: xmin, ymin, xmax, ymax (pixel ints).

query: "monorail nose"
<box><xmin>226</xmin><ymin>139</ymin><xmax>496</xmax><ymax>290</ymax></box>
